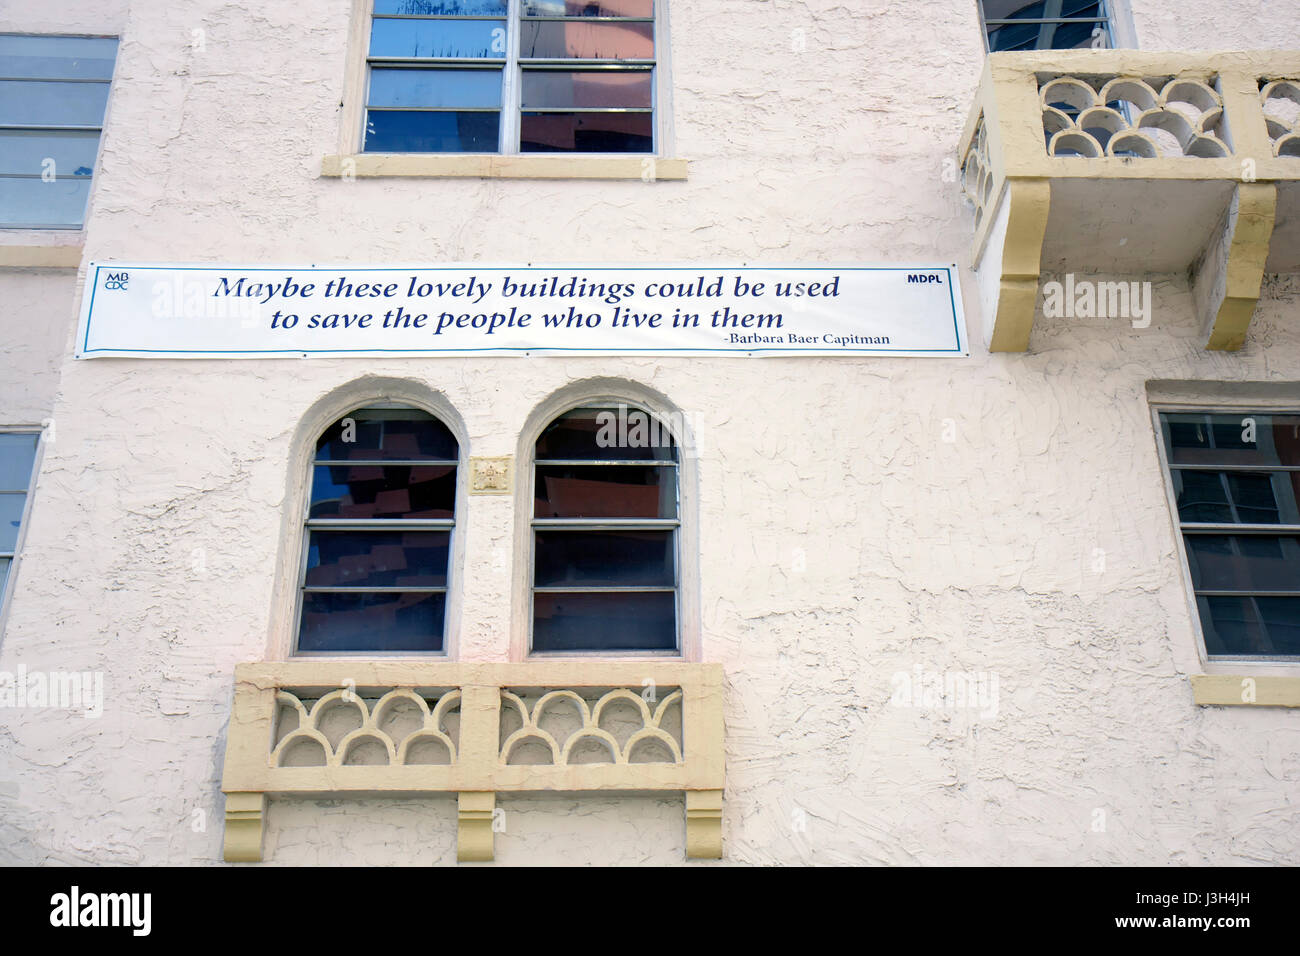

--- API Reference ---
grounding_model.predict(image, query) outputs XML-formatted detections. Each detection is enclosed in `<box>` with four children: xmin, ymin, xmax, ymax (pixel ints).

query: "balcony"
<box><xmin>220</xmin><ymin>661</ymin><xmax>725</xmax><ymax>862</ymax></box>
<box><xmin>960</xmin><ymin>50</ymin><xmax>1300</xmax><ymax>351</ymax></box>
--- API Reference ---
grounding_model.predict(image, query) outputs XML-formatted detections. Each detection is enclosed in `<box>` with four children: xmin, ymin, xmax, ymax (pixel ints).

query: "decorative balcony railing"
<box><xmin>959</xmin><ymin>51</ymin><xmax>1300</xmax><ymax>351</ymax></box>
<box><xmin>221</xmin><ymin>661</ymin><xmax>725</xmax><ymax>862</ymax></box>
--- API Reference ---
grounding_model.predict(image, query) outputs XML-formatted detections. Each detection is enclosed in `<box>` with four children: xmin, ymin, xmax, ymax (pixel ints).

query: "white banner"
<box><xmin>75</xmin><ymin>263</ymin><xmax>968</xmax><ymax>358</ymax></box>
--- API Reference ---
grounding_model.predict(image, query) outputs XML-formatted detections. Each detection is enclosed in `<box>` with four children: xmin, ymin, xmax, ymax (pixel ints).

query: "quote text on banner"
<box><xmin>76</xmin><ymin>264</ymin><xmax>968</xmax><ymax>358</ymax></box>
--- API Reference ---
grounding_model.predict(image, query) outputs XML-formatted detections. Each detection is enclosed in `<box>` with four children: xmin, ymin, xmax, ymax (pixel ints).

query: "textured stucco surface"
<box><xmin>1</xmin><ymin>0</ymin><xmax>1299</xmax><ymax>866</ymax></box>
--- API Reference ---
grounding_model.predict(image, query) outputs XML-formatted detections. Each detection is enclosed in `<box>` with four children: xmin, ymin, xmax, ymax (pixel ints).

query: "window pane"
<box><xmin>0</xmin><ymin>556</ymin><xmax>8</xmax><ymax>595</ymax></box>
<box><xmin>519</xmin><ymin>21</ymin><xmax>653</xmax><ymax>58</ymax></box>
<box><xmin>536</xmin><ymin>408</ymin><xmax>675</xmax><ymax>460</ymax></box>
<box><xmin>305</xmin><ymin>530</ymin><xmax>450</xmax><ymax>588</ymax></box>
<box><xmin>375</xmin><ymin>0</ymin><xmax>508</xmax><ymax>13</ymax></box>
<box><xmin>1199</xmin><ymin>596</ymin><xmax>1300</xmax><ymax>657</ymax></box>
<box><xmin>535</xmin><ymin>465</ymin><xmax>675</xmax><ymax>518</ymax></box>
<box><xmin>0</xmin><ymin>130</ymin><xmax>100</xmax><ymax>176</ymax></box>
<box><xmin>1173</xmin><ymin>471</ymin><xmax>1300</xmax><ymax>524</ymax></box>
<box><xmin>310</xmin><ymin>464</ymin><xmax>456</xmax><ymax>519</ymax></box>
<box><xmin>535</xmin><ymin>530</ymin><xmax>673</xmax><ymax>587</ymax></box>
<box><xmin>1164</xmin><ymin>413</ymin><xmax>1300</xmax><ymax>467</ymax></box>
<box><xmin>0</xmin><ymin>494</ymin><xmax>26</xmax><ymax>551</ymax></box>
<box><xmin>315</xmin><ymin>409</ymin><xmax>458</xmax><ymax>461</ymax></box>
<box><xmin>521</xmin><ymin>69</ymin><xmax>651</xmax><ymax>109</ymax></box>
<box><xmin>521</xmin><ymin>110</ymin><xmax>651</xmax><ymax>152</ymax></box>
<box><xmin>1187</xmin><ymin>535</ymin><xmax>1300</xmax><ymax>593</ymax></box>
<box><xmin>299</xmin><ymin>591</ymin><xmax>446</xmax><ymax>652</ymax></box>
<box><xmin>0</xmin><ymin>35</ymin><xmax>117</xmax><ymax>80</ymax></box>
<box><xmin>0</xmin><ymin>177</ymin><xmax>90</xmax><ymax>227</ymax></box>
<box><xmin>369</xmin><ymin>67</ymin><xmax>502</xmax><ymax>108</ymax></box>
<box><xmin>369</xmin><ymin>18</ymin><xmax>506</xmax><ymax>58</ymax></box>
<box><xmin>0</xmin><ymin>433</ymin><xmax>38</xmax><ymax>489</ymax></box>
<box><xmin>522</xmin><ymin>0</ymin><xmax>654</xmax><ymax>16</ymax></box>
<box><xmin>365</xmin><ymin>108</ymin><xmax>500</xmax><ymax>151</ymax></box>
<box><xmin>0</xmin><ymin>79</ymin><xmax>110</xmax><ymax>126</ymax></box>
<box><xmin>533</xmin><ymin>590</ymin><xmax>675</xmax><ymax>651</ymax></box>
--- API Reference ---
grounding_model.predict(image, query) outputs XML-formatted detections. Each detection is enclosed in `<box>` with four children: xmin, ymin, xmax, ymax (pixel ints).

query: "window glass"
<box><xmin>0</xmin><ymin>432</ymin><xmax>39</xmax><ymax>603</ymax></box>
<box><xmin>298</xmin><ymin>407</ymin><xmax>457</xmax><ymax>654</ymax></box>
<box><xmin>0</xmin><ymin>34</ymin><xmax>117</xmax><ymax>228</ymax></box>
<box><xmin>980</xmin><ymin>0</ymin><xmax>1112</xmax><ymax>52</ymax></box>
<box><xmin>532</xmin><ymin>405</ymin><xmax>679</xmax><ymax>653</ymax></box>
<box><xmin>1160</xmin><ymin>411</ymin><xmax>1300</xmax><ymax>659</ymax></box>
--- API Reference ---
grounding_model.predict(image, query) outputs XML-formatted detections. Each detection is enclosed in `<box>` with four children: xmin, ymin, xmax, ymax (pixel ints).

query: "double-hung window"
<box><xmin>531</xmin><ymin>406</ymin><xmax>679</xmax><ymax>653</ymax></box>
<box><xmin>0</xmin><ymin>34</ymin><xmax>118</xmax><ymax>228</ymax></box>
<box><xmin>0</xmin><ymin>431</ymin><xmax>39</xmax><ymax>611</ymax></box>
<box><xmin>1159</xmin><ymin>411</ymin><xmax>1300</xmax><ymax>660</ymax></box>
<box><xmin>978</xmin><ymin>1</ymin><xmax>1115</xmax><ymax>52</ymax></box>
<box><xmin>363</xmin><ymin>0</ymin><xmax>657</xmax><ymax>154</ymax></box>
<box><xmin>297</xmin><ymin>406</ymin><xmax>459</xmax><ymax>654</ymax></box>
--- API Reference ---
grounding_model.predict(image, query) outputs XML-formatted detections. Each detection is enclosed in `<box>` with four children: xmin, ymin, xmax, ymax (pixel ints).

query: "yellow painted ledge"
<box><xmin>1190</xmin><ymin>674</ymin><xmax>1300</xmax><ymax>707</ymax></box>
<box><xmin>321</xmin><ymin>153</ymin><xmax>688</xmax><ymax>181</ymax></box>
<box><xmin>0</xmin><ymin>244</ymin><xmax>82</xmax><ymax>269</ymax></box>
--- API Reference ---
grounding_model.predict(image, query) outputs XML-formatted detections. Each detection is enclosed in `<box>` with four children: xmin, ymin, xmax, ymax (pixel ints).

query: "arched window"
<box><xmin>296</xmin><ymin>405</ymin><xmax>458</xmax><ymax>654</ymax></box>
<box><xmin>531</xmin><ymin>405</ymin><xmax>679</xmax><ymax>653</ymax></box>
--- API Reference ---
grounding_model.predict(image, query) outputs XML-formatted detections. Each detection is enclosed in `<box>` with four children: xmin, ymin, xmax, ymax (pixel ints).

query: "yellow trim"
<box><xmin>1203</xmin><ymin>183</ymin><xmax>1277</xmax><ymax>351</ymax></box>
<box><xmin>221</xmin><ymin>661</ymin><xmax>724</xmax><ymax>862</ymax></box>
<box><xmin>0</xmin><ymin>244</ymin><xmax>82</xmax><ymax>269</ymax></box>
<box><xmin>321</xmin><ymin>154</ymin><xmax>688</xmax><ymax>181</ymax></box>
<box><xmin>987</xmin><ymin>179</ymin><xmax>1051</xmax><ymax>353</ymax></box>
<box><xmin>1190</xmin><ymin>674</ymin><xmax>1300</xmax><ymax>707</ymax></box>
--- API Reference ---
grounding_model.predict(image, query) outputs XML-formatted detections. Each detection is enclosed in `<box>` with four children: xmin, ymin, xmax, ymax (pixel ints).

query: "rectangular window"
<box><xmin>0</xmin><ymin>34</ymin><xmax>118</xmax><ymax>228</ymax></box>
<box><xmin>0</xmin><ymin>431</ymin><xmax>40</xmax><ymax>611</ymax></box>
<box><xmin>1159</xmin><ymin>411</ymin><xmax>1300</xmax><ymax>661</ymax></box>
<box><xmin>979</xmin><ymin>1</ymin><xmax>1114</xmax><ymax>52</ymax></box>
<box><xmin>362</xmin><ymin>0</ymin><xmax>656</xmax><ymax>154</ymax></box>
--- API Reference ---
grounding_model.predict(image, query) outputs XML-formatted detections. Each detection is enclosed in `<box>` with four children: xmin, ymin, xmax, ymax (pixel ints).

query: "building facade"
<box><xmin>1</xmin><ymin>0</ymin><xmax>1299</xmax><ymax>865</ymax></box>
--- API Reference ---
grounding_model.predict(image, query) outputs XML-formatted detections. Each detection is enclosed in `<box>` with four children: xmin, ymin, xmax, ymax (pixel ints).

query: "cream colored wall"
<box><xmin>1</xmin><ymin>0</ymin><xmax>1299</xmax><ymax>865</ymax></box>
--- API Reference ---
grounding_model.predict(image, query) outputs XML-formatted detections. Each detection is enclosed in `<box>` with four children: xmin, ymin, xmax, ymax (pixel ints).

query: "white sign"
<box><xmin>76</xmin><ymin>264</ymin><xmax>968</xmax><ymax>359</ymax></box>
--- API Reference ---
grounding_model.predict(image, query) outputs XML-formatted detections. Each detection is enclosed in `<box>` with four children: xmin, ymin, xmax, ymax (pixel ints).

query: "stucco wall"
<box><xmin>1</xmin><ymin>0</ymin><xmax>1298</xmax><ymax>865</ymax></box>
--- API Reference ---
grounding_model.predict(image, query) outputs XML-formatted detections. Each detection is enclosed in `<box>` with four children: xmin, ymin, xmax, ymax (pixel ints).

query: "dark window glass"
<box><xmin>521</xmin><ymin>69</ymin><xmax>651</xmax><ymax>108</ymax></box>
<box><xmin>533</xmin><ymin>591</ymin><xmax>676</xmax><ymax>651</ymax></box>
<box><xmin>309</xmin><ymin>464</ymin><xmax>456</xmax><ymax>519</ymax></box>
<box><xmin>300</xmin><ymin>592</ymin><xmax>447</xmax><ymax>653</ymax></box>
<box><xmin>1199</xmin><ymin>596</ymin><xmax>1300</xmax><ymax>657</ymax></box>
<box><xmin>982</xmin><ymin>1</ymin><xmax>1108</xmax><ymax>52</ymax></box>
<box><xmin>521</xmin><ymin>110</ymin><xmax>651</xmax><ymax>152</ymax></box>
<box><xmin>300</xmin><ymin>407</ymin><xmax>456</xmax><ymax>654</ymax></box>
<box><xmin>1164</xmin><ymin>413</ymin><xmax>1300</xmax><ymax>467</ymax></box>
<box><xmin>316</xmin><ymin>408</ymin><xmax>459</xmax><ymax>461</ymax></box>
<box><xmin>1160</xmin><ymin>410</ymin><xmax>1300</xmax><ymax>660</ymax></box>
<box><xmin>305</xmin><ymin>531</ymin><xmax>450</xmax><ymax>588</ymax></box>
<box><xmin>535</xmin><ymin>408</ymin><xmax>675</xmax><ymax>460</ymax></box>
<box><xmin>531</xmin><ymin>405</ymin><xmax>678</xmax><ymax>653</ymax></box>
<box><xmin>1173</xmin><ymin>471</ymin><xmax>1295</xmax><ymax>524</ymax></box>
<box><xmin>535</xmin><ymin>465</ymin><xmax>675</xmax><ymax>518</ymax></box>
<box><xmin>365</xmin><ymin>108</ymin><xmax>500</xmax><ymax>152</ymax></box>
<box><xmin>535</xmin><ymin>530</ymin><xmax>673</xmax><ymax>587</ymax></box>
<box><xmin>519</xmin><ymin>20</ymin><xmax>653</xmax><ymax>58</ymax></box>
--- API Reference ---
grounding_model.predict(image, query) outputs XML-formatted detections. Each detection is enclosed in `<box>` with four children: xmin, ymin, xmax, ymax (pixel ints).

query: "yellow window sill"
<box><xmin>0</xmin><ymin>241</ymin><xmax>83</xmax><ymax>269</ymax></box>
<box><xmin>321</xmin><ymin>153</ymin><xmax>688</xmax><ymax>181</ymax></box>
<box><xmin>1190</xmin><ymin>674</ymin><xmax>1300</xmax><ymax>707</ymax></box>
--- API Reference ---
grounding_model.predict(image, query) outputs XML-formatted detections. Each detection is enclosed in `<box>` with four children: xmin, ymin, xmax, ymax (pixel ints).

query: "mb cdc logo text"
<box><xmin>104</xmin><ymin>272</ymin><xmax>129</xmax><ymax>291</ymax></box>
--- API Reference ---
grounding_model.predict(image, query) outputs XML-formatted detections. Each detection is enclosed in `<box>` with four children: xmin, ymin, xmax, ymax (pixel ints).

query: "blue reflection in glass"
<box><xmin>365</xmin><ymin>109</ymin><xmax>499</xmax><ymax>152</ymax></box>
<box><xmin>369</xmin><ymin>68</ymin><xmax>501</xmax><ymax>108</ymax></box>
<box><xmin>369</xmin><ymin>18</ymin><xmax>506</xmax><ymax>58</ymax></box>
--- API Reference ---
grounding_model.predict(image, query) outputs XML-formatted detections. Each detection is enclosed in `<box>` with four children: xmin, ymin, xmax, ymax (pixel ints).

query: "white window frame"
<box><xmin>343</xmin><ymin>0</ymin><xmax>672</xmax><ymax>158</ymax></box>
<box><xmin>1151</xmin><ymin>397</ymin><xmax>1300</xmax><ymax>669</ymax></box>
